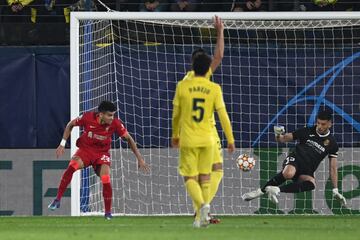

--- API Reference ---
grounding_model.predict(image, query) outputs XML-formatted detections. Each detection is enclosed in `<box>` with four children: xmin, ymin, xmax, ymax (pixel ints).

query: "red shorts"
<box><xmin>73</xmin><ymin>148</ymin><xmax>111</xmax><ymax>172</ymax></box>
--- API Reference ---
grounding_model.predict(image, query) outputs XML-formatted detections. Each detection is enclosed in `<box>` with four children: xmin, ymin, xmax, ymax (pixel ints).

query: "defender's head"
<box><xmin>191</xmin><ymin>48</ymin><xmax>211</xmax><ymax>76</ymax></box>
<box><xmin>316</xmin><ymin>110</ymin><xmax>332</xmax><ymax>135</ymax></box>
<box><xmin>98</xmin><ymin>101</ymin><xmax>116</xmax><ymax>125</ymax></box>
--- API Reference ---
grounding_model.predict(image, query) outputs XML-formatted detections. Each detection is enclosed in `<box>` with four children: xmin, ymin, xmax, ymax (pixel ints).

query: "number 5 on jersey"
<box><xmin>192</xmin><ymin>98</ymin><xmax>205</xmax><ymax>122</ymax></box>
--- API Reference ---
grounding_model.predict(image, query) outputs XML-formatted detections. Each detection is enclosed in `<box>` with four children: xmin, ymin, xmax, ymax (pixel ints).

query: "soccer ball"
<box><xmin>236</xmin><ymin>154</ymin><xmax>255</xmax><ymax>171</ymax></box>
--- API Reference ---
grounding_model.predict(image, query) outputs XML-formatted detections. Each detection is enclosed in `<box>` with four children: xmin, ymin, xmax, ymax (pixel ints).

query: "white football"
<box><xmin>236</xmin><ymin>154</ymin><xmax>255</xmax><ymax>171</ymax></box>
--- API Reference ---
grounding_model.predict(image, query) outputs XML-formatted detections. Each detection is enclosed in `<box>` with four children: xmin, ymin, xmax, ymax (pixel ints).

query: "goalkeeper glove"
<box><xmin>332</xmin><ymin>188</ymin><xmax>347</xmax><ymax>207</ymax></box>
<box><xmin>274</xmin><ymin>125</ymin><xmax>285</xmax><ymax>137</ymax></box>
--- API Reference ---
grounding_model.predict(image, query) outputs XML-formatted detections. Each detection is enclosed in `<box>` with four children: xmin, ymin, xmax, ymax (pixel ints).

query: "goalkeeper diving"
<box><xmin>242</xmin><ymin>110</ymin><xmax>346</xmax><ymax>207</ymax></box>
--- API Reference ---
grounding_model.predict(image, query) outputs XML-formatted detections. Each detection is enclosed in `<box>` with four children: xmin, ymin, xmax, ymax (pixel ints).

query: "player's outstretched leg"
<box><xmin>48</xmin><ymin>160</ymin><xmax>80</xmax><ymax>211</ymax></box>
<box><xmin>279</xmin><ymin>180</ymin><xmax>315</xmax><ymax>193</ymax></box>
<box><xmin>241</xmin><ymin>188</ymin><xmax>264</xmax><ymax>201</ymax></box>
<box><xmin>242</xmin><ymin>171</ymin><xmax>286</xmax><ymax>201</ymax></box>
<box><xmin>260</xmin><ymin>172</ymin><xmax>286</xmax><ymax>193</ymax></box>
<box><xmin>48</xmin><ymin>199</ymin><xmax>61</xmax><ymax>210</ymax></box>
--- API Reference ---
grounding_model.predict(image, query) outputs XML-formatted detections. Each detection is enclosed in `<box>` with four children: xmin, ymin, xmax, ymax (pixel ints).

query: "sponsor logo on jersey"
<box><xmin>309</xmin><ymin>134</ymin><xmax>315</xmax><ymax>137</ymax></box>
<box><xmin>94</xmin><ymin>134</ymin><xmax>107</xmax><ymax>140</ymax></box>
<box><xmin>87</xmin><ymin>131</ymin><xmax>107</xmax><ymax>140</ymax></box>
<box><xmin>90</xmin><ymin>126</ymin><xmax>96</xmax><ymax>128</ymax></box>
<box><xmin>306</xmin><ymin>139</ymin><xmax>325</xmax><ymax>153</ymax></box>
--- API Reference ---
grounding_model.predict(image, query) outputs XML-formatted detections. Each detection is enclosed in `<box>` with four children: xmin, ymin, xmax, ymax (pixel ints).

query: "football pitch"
<box><xmin>1</xmin><ymin>215</ymin><xmax>359</xmax><ymax>240</ymax></box>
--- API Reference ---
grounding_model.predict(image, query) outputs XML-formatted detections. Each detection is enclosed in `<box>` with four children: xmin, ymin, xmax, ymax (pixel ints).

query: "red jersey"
<box><xmin>74</xmin><ymin>112</ymin><xmax>128</xmax><ymax>153</ymax></box>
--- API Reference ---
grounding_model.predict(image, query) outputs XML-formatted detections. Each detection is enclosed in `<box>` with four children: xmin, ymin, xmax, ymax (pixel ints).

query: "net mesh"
<box><xmin>76</xmin><ymin>18</ymin><xmax>360</xmax><ymax>215</ymax></box>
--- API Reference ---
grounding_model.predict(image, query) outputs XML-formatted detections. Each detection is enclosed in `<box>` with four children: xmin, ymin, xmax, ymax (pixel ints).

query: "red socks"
<box><xmin>101</xmin><ymin>175</ymin><xmax>112</xmax><ymax>214</ymax></box>
<box><xmin>56</xmin><ymin>160</ymin><xmax>79</xmax><ymax>200</ymax></box>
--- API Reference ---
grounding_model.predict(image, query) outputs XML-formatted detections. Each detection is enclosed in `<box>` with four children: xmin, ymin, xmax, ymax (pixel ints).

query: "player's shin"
<box><xmin>200</xmin><ymin>181</ymin><xmax>211</xmax><ymax>205</ymax></box>
<box><xmin>185</xmin><ymin>179</ymin><xmax>204</xmax><ymax>209</ymax></box>
<box><xmin>101</xmin><ymin>175</ymin><xmax>112</xmax><ymax>214</ymax></box>
<box><xmin>261</xmin><ymin>172</ymin><xmax>286</xmax><ymax>193</ymax></box>
<box><xmin>209</xmin><ymin>170</ymin><xmax>223</xmax><ymax>203</ymax></box>
<box><xmin>56</xmin><ymin>160</ymin><xmax>79</xmax><ymax>201</ymax></box>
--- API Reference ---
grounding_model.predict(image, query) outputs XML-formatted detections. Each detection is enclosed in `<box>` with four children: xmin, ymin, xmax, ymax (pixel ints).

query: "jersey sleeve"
<box><xmin>292</xmin><ymin>127</ymin><xmax>308</xmax><ymax>142</ymax></box>
<box><xmin>115</xmin><ymin>118</ymin><xmax>128</xmax><ymax>137</ymax></box>
<box><xmin>214</xmin><ymin>85</ymin><xmax>226</xmax><ymax>110</ymax></box>
<box><xmin>328</xmin><ymin>141</ymin><xmax>339</xmax><ymax>159</ymax></box>
<box><xmin>73</xmin><ymin>112</ymin><xmax>90</xmax><ymax>127</ymax></box>
<box><xmin>173</xmin><ymin>82</ymin><xmax>181</xmax><ymax>107</ymax></box>
<box><xmin>217</xmin><ymin>108</ymin><xmax>235</xmax><ymax>144</ymax></box>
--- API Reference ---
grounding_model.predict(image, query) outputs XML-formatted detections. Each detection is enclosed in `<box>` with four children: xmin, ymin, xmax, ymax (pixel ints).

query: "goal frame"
<box><xmin>70</xmin><ymin>11</ymin><xmax>360</xmax><ymax>216</ymax></box>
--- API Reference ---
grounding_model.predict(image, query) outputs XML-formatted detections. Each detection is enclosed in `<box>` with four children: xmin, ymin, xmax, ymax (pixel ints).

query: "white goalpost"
<box><xmin>70</xmin><ymin>12</ymin><xmax>360</xmax><ymax>216</ymax></box>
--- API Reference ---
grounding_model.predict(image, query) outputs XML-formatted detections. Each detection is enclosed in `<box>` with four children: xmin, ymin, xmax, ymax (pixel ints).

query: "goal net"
<box><xmin>70</xmin><ymin>12</ymin><xmax>360</xmax><ymax>216</ymax></box>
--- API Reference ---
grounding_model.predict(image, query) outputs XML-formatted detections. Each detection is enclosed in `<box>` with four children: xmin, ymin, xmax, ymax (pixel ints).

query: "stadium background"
<box><xmin>1</xmin><ymin>43</ymin><xmax>360</xmax><ymax>215</ymax></box>
<box><xmin>1</xmin><ymin>0</ymin><xmax>360</xmax><ymax>217</ymax></box>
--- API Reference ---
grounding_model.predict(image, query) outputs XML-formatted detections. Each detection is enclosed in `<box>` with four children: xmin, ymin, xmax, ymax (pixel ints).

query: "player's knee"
<box><xmin>184</xmin><ymin>176</ymin><xmax>197</xmax><ymax>182</ymax></box>
<box><xmin>199</xmin><ymin>174</ymin><xmax>210</xmax><ymax>183</ymax></box>
<box><xmin>212</xmin><ymin>163</ymin><xmax>223</xmax><ymax>171</ymax></box>
<box><xmin>68</xmin><ymin>160</ymin><xmax>80</xmax><ymax>170</ymax></box>
<box><xmin>282</xmin><ymin>170</ymin><xmax>295</xmax><ymax>180</ymax></box>
<box><xmin>101</xmin><ymin>175</ymin><xmax>111</xmax><ymax>184</ymax></box>
<box><xmin>304</xmin><ymin>180</ymin><xmax>316</xmax><ymax>191</ymax></box>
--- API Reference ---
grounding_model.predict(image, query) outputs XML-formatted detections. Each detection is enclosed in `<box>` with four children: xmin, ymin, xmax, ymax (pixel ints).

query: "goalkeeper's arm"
<box><xmin>330</xmin><ymin>157</ymin><xmax>346</xmax><ymax>206</ymax></box>
<box><xmin>274</xmin><ymin>125</ymin><xmax>293</xmax><ymax>143</ymax></box>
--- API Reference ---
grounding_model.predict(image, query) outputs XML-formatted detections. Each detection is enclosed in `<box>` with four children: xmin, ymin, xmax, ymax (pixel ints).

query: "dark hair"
<box><xmin>98</xmin><ymin>101</ymin><xmax>116</xmax><ymax>113</ymax></box>
<box><xmin>191</xmin><ymin>48</ymin><xmax>206</xmax><ymax>60</ymax></box>
<box><xmin>317</xmin><ymin>110</ymin><xmax>332</xmax><ymax>121</ymax></box>
<box><xmin>192</xmin><ymin>49</ymin><xmax>211</xmax><ymax>76</ymax></box>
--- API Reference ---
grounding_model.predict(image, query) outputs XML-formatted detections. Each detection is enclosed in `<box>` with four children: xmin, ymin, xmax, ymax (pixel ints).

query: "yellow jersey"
<box><xmin>172</xmin><ymin>75</ymin><xmax>226</xmax><ymax>147</ymax></box>
<box><xmin>183</xmin><ymin>70</ymin><xmax>219</xmax><ymax>138</ymax></box>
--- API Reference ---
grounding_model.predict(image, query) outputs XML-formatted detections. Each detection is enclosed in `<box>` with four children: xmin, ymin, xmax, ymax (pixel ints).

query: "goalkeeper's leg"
<box><xmin>242</xmin><ymin>171</ymin><xmax>286</xmax><ymax>202</ymax></box>
<box><xmin>261</xmin><ymin>161</ymin><xmax>298</xmax><ymax>192</ymax></box>
<box><xmin>242</xmin><ymin>164</ymin><xmax>295</xmax><ymax>202</ymax></box>
<box><xmin>279</xmin><ymin>175</ymin><xmax>316</xmax><ymax>193</ymax></box>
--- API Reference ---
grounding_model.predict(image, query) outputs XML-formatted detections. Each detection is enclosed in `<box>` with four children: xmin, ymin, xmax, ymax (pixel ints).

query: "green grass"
<box><xmin>0</xmin><ymin>216</ymin><xmax>359</xmax><ymax>240</ymax></box>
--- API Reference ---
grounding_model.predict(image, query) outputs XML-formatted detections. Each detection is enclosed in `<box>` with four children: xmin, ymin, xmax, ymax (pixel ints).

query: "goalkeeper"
<box><xmin>242</xmin><ymin>110</ymin><xmax>346</xmax><ymax>207</ymax></box>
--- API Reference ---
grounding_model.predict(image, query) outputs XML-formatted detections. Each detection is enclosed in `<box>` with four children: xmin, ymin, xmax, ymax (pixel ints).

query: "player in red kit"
<box><xmin>48</xmin><ymin>101</ymin><xmax>150</xmax><ymax>219</ymax></box>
